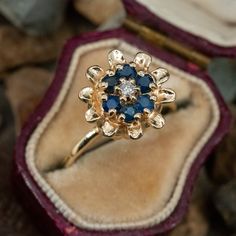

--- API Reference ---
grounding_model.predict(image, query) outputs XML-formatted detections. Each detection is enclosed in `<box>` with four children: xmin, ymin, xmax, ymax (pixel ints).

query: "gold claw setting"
<box><xmin>79</xmin><ymin>49</ymin><xmax>176</xmax><ymax>140</ymax></box>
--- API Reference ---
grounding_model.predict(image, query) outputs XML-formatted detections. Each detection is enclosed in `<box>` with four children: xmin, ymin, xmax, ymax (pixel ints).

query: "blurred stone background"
<box><xmin>0</xmin><ymin>0</ymin><xmax>236</xmax><ymax>236</ymax></box>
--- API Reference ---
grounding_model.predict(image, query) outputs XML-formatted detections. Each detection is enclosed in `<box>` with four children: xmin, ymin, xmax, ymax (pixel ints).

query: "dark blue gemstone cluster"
<box><xmin>102</xmin><ymin>64</ymin><xmax>155</xmax><ymax>123</ymax></box>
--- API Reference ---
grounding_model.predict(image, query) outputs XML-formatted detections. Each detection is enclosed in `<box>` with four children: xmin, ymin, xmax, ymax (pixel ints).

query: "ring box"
<box><xmin>13</xmin><ymin>0</ymin><xmax>233</xmax><ymax>235</ymax></box>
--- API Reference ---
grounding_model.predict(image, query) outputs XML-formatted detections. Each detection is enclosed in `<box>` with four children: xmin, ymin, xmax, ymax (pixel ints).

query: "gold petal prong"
<box><xmin>108</xmin><ymin>49</ymin><xmax>126</xmax><ymax>68</ymax></box>
<box><xmin>119</xmin><ymin>77</ymin><xmax>126</xmax><ymax>83</ymax></box>
<box><xmin>116</xmin><ymin>64</ymin><xmax>123</xmax><ymax>70</ymax></box>
<box><xmin>134</xmin><ymin>52</ymin><xmax>152</xmax><ymax>71</ymax></box>
<box><xmin>99</xmin><ymin>82</ymin><xmax>108</xmax><ymax>89</ymax></box>
<box><xmin>127</xmin><ymin>122</ymin><xmax>143</xmax><ymax>139</ymax></box>
<box><xmin>138</xmin><ymin>71</ymin><xmax>145</xmax><ymax>76</ymax></box>
<box><xmin>120</xmin><ymin>95</ymin><xmax>127</xmax><ymax>103</ymax></box>
<box><xmin>102</xmin><ymin>121</ymin><xmax>118</xmax><ymax>137</ymax></box>
<box><xmin>85</xmin><ymin>107</ymin><xmax>100</xmax><ymax>122</ymax></box>
<box><xmin>114</xmin><ymin>85</ymin><xmax>121</xmax><ymax>93</ymax></box>
<box><xmin>149</xmin><ymin>113</ymin><xmax>165</xmax><ymax>129</ymax></box>
<box><xmin>143</xmin><ymin>108</ymin><xmax>151</xmax><ymax>114</ymax></box>
<box><xmin>135</xmin><ymin>87</ymin><xmax>141</xmax><ymax>94</ymax></box>
<box><xmin>79</xmin><ymin>87</ymin><xmax>93</xmax><ymax>102</ymax></box>
<box><xmin>134</xmin><ymin>113</ymin><xmax>142</xmax><ymax>120</ymax></box>
<box><xmin>101</xmin><ymin>94</ymin><xmax>108</xmax><ymax>101</ymax></box>
<box><xmin>149</xmin><ymin>82</ymin><xmax>157</xmax><ymax>90</ymax></box>
<box><xmin>86</xmin><ymin>65</ymin><xmax>104</xmax><ymax>83</ymax></box>
<box><xmin>108</xmin><ymin>109</ymin><xmax>117</xmax><ymax>117</ymax></box>
<box><xmin>130</xmin><ymin>95</ymin><xmax>137</xmax><ymax>103</ymax></box>
<box><xmin>106</xmin><ymin>69</ymin><xmax>115</xmax><ymax>76</ymax></box>
<box><xmin>130</xmin><ymin>79</ymin><xmax>136</xmax><ymax>85</ymax></box>
<box><xmin>150</xmin><ymin>95</ymin><xmax>157</xmax><ymax>102</ymax></box>
<box><xmin>151</xmin><ymin>68</ymin><xmax>169</xmax><ymax>84</ymax></box>
<box><xmin>159</xmin><ymin>88</ymin><xmax>176</xmax><ymax>103</ymax></box>
<box><xmin>118</xmin><ymin>114</ymin><xmax>125</xmax><ymax>122</ymax></box>
<box><xmin>129</xmin><ymin>62</ymin><xmax>136</xmax><ymax>67</ymax></box>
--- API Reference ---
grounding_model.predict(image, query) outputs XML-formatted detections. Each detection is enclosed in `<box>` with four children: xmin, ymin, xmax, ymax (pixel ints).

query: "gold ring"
<box><xmin>63</xmin><ymin>50</ymin><xmax>176</xmax><ymax>168</ymax></box>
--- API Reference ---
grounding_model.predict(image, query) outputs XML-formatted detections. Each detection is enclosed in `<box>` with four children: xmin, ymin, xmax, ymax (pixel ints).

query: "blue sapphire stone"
<box><xmin>136</xmin><ymin>95</ymin><xmax>154</xmax><ymax>112</ymax></box>
<box><xmin>116</xmin><ymin>64</ymin><xmax>137</xmax><ymax>78</ymax></box>
<box><xmin>120</xmin><ymin>105</ymin><xmax>137</xmax><ymax>123</ymax></box>
<box><xmin>136</xmin><ymin>74</ymin><xmax>153</xmax><ymax>93</ymax></box>
<box><xmin>102</xmin><ymin>96</ymin><xmax>121</xmax><ymax>112</ymax></box>
<box><xmin>102</xmin><ymin>75</ymin><xmax>118</xmax><ymax>93</ymax></box>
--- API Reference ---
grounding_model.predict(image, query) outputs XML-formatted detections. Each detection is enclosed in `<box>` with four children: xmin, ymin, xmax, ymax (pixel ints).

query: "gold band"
<box><xmin>63</xmin><ymin>127</ymin><xmax>100</xmax><ymax>168</ymax></box>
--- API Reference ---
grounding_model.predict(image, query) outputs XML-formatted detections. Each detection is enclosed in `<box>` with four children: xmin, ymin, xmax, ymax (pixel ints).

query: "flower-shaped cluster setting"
<box><xmin>79</xmin><ymin>50</ymin><xmax>175</xmax><ymax>139</ymax></box>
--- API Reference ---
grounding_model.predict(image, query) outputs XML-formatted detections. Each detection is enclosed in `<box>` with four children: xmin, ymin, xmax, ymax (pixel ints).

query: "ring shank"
<box><xmin>63</xmin><ymin>127</ymin><xmax>101</xmax><ymax>168</ymax></box>
<box><xmin>62</xmin><ymin>102</ymin><xmax>178</xmax><ymax>168</ymax></box>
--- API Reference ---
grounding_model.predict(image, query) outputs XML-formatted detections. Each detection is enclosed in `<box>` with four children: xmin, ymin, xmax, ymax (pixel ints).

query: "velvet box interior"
<box><xmin>14</xmin><ymin>0</ymin><xmax>233</xmax><ymax>235</ymax></box>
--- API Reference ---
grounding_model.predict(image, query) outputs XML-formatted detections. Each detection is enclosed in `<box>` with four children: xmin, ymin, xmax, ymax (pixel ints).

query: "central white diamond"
<box><xmin>120</xmin><ymin>80</ymin><xmax>136</xmax><ymax>96</ymax></box>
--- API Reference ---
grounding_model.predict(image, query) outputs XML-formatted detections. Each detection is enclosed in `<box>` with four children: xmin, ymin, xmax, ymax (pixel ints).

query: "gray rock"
<box><xmin>0</xmin><ymin>24</ymin><xmax>73</xmax><ymax>72</ymax></box>
<box><xmin>5</xmin><ymin>67</ymin><xmax>52</xmax><ymax>132</ymax></box>
<box><xmin>207</xmin><ymin>105</ymin><xmax>236</xmax><ymax>185</ymax></box>
<box><xmin>73</xmin><ymin>0</ymin><xmax>124</xmax><ymax>25</ymax></box>
<box><xmin>0</xmin><ymin>0</ymin><xmax>67</xmax><ymax>35</ymax></box>
<box><xmin>214</xmin><ymin>179</ymin><xmax>236</xmax><ymax>231</ymax></box>
<box><xmin>208</xmin><ymin>58</ymin><xmax>236</xmax><ymax>102</ymax></box>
